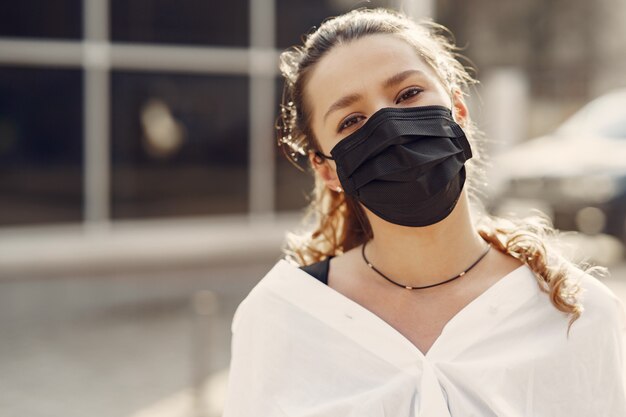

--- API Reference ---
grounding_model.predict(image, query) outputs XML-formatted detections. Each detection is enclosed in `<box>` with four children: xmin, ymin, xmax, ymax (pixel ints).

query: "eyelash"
<box><xmin>397</xmin><ymin>86</ymin><xmax>423</xmax><ymax>103</ymax></box>
<box><xmin>337</xmin><ymin>87</ymin><xmax>424</xmax><ymax>133</ymax></box>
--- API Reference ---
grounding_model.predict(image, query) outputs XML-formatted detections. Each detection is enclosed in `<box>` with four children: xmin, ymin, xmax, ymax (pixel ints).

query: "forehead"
<box><xmin>305</xmin><ymin>33</ymin><xmax>439</xmax><ymax>120</ymax></box>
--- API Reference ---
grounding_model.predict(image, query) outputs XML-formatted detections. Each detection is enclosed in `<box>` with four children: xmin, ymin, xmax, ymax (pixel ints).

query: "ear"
<box><xmin>308</xmin><ymin>151</ymin><xmax>344</xmax><ymax>193</ymax></box>
<box><xmin>451</xmin><ymin>89</ymin><xmax>469</xmax><ymax>128</ymax></box>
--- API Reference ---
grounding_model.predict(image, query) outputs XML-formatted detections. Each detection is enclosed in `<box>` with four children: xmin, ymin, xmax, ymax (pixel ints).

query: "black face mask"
<box><xmin>316</xmin><ymin>105</ymin><xmax>472</xmax><ymax>227</ymax></box>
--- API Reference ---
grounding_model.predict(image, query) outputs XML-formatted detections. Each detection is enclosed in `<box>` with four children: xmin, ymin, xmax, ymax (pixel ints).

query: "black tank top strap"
<box><xmin>299</xmin><ymin>256</ymin><xmax>334</xmax><ymax>285</ymax></box>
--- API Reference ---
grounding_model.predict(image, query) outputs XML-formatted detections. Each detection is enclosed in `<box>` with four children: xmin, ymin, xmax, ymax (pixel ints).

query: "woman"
<box><xmin>222</xmin><ymin>8</ymin><xmax>626</xmax><ymax>417</ymax></box>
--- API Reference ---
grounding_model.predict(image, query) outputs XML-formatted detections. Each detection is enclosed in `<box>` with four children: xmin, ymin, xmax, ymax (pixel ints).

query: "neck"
<box><xmin>363</xmin><ymin>191</ymin><xmax>487</xmax><ymax>289</ymax></box>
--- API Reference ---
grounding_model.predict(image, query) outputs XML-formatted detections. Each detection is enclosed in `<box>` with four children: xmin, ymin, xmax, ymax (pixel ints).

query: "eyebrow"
<box><xmin>322</xmin><ymin>93</ymin><xmax>362</xmax><ymax>123</ymax></box>
<box><xmin>383</xmin><ymin>69</ymin><xmax>425</xmax><ymax>89</ymax></box>
<box><xmin>322</xmin><ymin>69</ymin><xmax>426</xmax><ymax>123</ymax></box>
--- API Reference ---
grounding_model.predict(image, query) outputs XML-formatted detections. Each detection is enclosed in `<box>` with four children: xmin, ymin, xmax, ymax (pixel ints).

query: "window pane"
<box><xmin>0</xmin><ymin>67</ymin><xmax>83</xmax><ymax>225</ymax></box>
<box><xmin>110</xmin><ymin>0</ymin><xmax>249</xmax><ymax>46</ymax></box>
<box><xmin>111</xmin><ymin>72</ymin><xmax>249</xmax><ymax>219</ymax></box>
<box><xmin>0</xmin><ymin>1</ymin><xmax>82</xmax><ymax>39</ymax></box>
<box><xmin>274</xmin><ymin>78</ymin><xmax>314</xmax><ymax>211</ymax></box>
<box><xmin>275</xmin><ymin>152</ymin><xmax>314</xmax><ymax>212</ymax></box>
<box><xmin>276</xmin><ymin>0</ymin><xmax>393</xmax><ymax>48</ymax></box>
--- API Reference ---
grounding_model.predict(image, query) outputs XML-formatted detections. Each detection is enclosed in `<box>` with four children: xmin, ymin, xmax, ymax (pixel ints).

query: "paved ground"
<box><xmin>1</xmin><ymin>244</ymin><xmax>626</xmax><ymax>417</ymax></box>
<box><xmin>0</xmin><ymin>259</ymin><xmax>276</xmax><ymax>417</ymax></box>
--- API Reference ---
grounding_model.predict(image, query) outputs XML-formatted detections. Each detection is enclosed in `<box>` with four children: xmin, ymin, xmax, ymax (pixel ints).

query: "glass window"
<box><xmin>0</xmin><ymin>66</ymin><xmax>83</xmax><ymax>226</ymax></box>
<box><xmin>276</xmin><ymin>0</ymin><xmax>392</xmax><ymax>48</ymax></box>
<box><xmin>110</xmin><ymin>0</ymin><xmax>249</xmax><ymax>46</ymax></box>
<box><xmin>275</xmin><ymin>151</ymin><xmax>314</xmax><ymax>212</ymax></box>
<box><xmin>111</xmin><ymin>71</ymin><xmax>249</xmax><ymax>219</ymax></box>
<box><xmin>274</xmin><ymin>78</ymin><xmax>314</xmax><ymax>211</ymax></box>
<box><xmin>0</xmin><ymin>1</ymin><xmax>82</xmax><ymax>39</ymax></box>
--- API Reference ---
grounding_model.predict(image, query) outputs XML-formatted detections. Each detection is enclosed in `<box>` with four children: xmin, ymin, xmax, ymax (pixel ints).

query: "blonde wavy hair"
<box><xmin>276</xmin><ymin>7</ymin><xmax>595</xmax><ymax>333</ymax></box>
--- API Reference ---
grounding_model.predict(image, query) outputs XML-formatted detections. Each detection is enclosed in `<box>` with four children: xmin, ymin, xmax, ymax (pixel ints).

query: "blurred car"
<box><xmin>488</xmin><ymin>88</ymin><xmax>626</xmax><ymax>242</ymax></box>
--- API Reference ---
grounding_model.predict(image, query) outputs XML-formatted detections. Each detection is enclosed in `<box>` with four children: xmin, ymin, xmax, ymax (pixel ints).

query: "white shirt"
<box><xmin>222</xmin><ymin>259</ymin><xmax>626</xmax><ymax>416</ymax></box>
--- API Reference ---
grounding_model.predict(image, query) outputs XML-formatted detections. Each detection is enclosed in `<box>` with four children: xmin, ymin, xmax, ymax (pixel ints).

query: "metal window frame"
<box><xmin>0</xmin><ymin>0</ymin><xmax>429</xmax><ymax>232</ymax></box>
<box><xmin>0</xmin><ymin>0</ymin><xmax>279</xmax><ymax>231</ymax></box>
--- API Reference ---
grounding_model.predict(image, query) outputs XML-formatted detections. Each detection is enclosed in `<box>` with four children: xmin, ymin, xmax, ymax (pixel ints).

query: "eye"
<box><xmin>395</xmin><ymin>87</ymin><xmax>423</xmax><ymax>104</ymax></box>
<box><xmin>337</xmin><ymin>114</ymin><xmax>365</xmax><ymax>133</ymax></box>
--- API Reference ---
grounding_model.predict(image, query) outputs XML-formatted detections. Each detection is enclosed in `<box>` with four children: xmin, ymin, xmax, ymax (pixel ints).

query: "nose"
<box><xmin>367</xmin><ymin>98</ymin><xmax>399</xmax><ymax>118</ymax></box>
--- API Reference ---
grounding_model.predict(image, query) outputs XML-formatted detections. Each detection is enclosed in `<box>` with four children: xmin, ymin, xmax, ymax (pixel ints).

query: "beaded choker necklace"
<box><xmin>361</xmin><ymin>241</ymin><xmax>491</xmax><ymax>290</ymax></box>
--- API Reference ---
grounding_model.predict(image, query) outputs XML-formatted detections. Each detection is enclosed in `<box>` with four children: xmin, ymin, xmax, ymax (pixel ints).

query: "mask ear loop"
<box><xmin>322</xmin><ymin>147</ymin><xmax>372</xmax><ymax>241</ymax></box>
<box><xmin>314</xmin><ymin>150</ymin><xmax>334</xmax><ymax>161</ymax></box>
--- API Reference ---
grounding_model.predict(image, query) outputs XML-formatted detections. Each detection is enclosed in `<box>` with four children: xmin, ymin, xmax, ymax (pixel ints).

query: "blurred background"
<box><xmin>0</xmin><ymin>0</ymin><xmax>625</xmax><ymax>416</ymax></box>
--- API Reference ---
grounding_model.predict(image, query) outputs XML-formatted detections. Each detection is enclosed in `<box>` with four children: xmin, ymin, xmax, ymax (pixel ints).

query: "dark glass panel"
<box><xmin>110</xmin><ymin>0</ymin><xmax>249</xmax><ymax>46</ymax></box>
<box><xmin>0</xmin><ymin>67</ymin><xmax>83</xmax><ymax>225</ymax></box>
<box><xmin>111</xmin><ymin>72</ymin><xmax>249</xmax><ymax>219</ymax></box>
<box><xmin>0</xmin><ymin>1</ymin><xmax>82</xmax><ymax>39</ymax></box>
<box><xmin>274</xmin><ymin>78</ymin><xmax>314</xmax><ymax>211</ymax></box>
<box><xmin>276</xmin><ymin>0</ymin><xmax>392</xmax><ymax>48</ymax></box>
<box><xmin>275</xmin><ymin>150</ymin><xmax>314</xmax><ymax>212</ymax></box>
